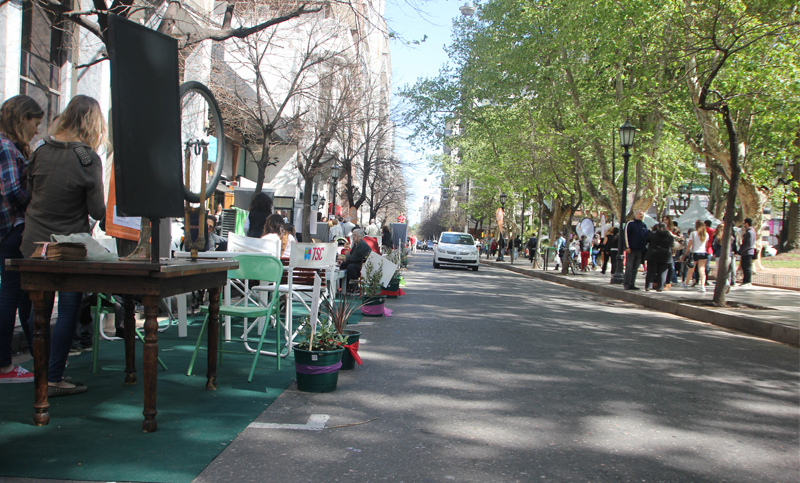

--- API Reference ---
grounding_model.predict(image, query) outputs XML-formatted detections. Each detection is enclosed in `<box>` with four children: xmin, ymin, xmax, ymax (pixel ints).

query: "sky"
<box><xmin>384</xmin><ymin>0</ymin><xmax>468</xmax><ymax>225</ymax></box>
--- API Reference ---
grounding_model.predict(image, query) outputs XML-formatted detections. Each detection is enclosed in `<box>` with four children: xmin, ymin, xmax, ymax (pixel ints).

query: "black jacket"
<box><xmin>646</xmin><ymin>229</ymin><xmax>674</xmax><ymax>263</ymax></box>
<box><xmin>247</xmin><ymin>210</ymin><xmax>270</xmax><ymax>238</ymax></box>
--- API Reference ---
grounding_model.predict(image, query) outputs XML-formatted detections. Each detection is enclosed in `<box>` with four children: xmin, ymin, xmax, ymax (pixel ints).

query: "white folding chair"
<box><xmin>252</xmin><ymin>242</ymin><xmax>338</xmax><ymax>353</ymax></box>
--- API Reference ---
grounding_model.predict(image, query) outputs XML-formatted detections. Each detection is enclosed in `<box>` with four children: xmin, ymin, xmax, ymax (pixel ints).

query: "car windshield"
<box><xmin>440</xmin><ymin>234</ymin><xmax>474</xmax><ymax>245</ymax></box>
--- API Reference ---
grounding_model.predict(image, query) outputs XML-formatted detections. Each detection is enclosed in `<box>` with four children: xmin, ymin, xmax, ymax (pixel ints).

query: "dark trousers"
<box><xmin>740</xmin><ymin>254</ymin><xmax>753</xmax><ymax>284</ymax></box>
<box><xmin>624</xmin><ymin>251</ymin><xmax>644</xmax><ymax>288</ymax></box>
<box><xmin>340</xmin><ymin>261</ymin><xmax>362</xmax><ymax>291</ymax></box>
<box><xmin>0</xmin><ymin>224</ymin><xmax>32</xmax><ymax>367</ymax></box>
<box><xmin>646</xmin><ymin>260</ymin><xmax>670</xmax><ymax>290</ymax></box>
<box><xmin>608</xmin><ymin>250</ymin><xmax>619</xmax><ymax>275</ymax></box>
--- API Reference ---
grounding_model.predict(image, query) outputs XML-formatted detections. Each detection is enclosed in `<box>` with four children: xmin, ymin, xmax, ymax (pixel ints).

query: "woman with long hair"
<box><xmin>682</xmin><ymin>220</ymin><xmax>709</xmax><ymax>292</ymax></box>
<box><xmin>21</xmin><ymin>95</ymin><xmax>107</xmax><ymax>395</ymax></box>
<box><xmin>0</xmin><ymin>95</ymin><xmax>43</xmax><ymax>383</ymax></box>
<box><xmin>260</xmin><ymin>213</ymin><xmax>286</xmax><ymax>257</ymax></box>
<box><xmin>245</xmin><ymin>192</ymin><xmax>272</xmax><ymax>238</ymax></box>
<box><xmin>281</xmin><ymin>223</ymin><xmax>296</xmax><ymax>258</ymax></box>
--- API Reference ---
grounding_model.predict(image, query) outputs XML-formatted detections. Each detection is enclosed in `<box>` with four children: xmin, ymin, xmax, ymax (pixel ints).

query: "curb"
<box><xmin>481</xmin><ymin>260</ymin><xmax>799</xmax><ymax>347</ymax></box>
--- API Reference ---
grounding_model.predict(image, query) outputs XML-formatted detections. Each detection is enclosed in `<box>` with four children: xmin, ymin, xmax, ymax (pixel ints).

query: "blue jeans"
<box><xmin>0</xmin><ymin>224</ymin><xmax>32</xmax><ymax>367</ymax></box>
<box><xmin>30</xmin><ymin>291</ymin><xmax>83</xmax><ymax>383</ymax></box>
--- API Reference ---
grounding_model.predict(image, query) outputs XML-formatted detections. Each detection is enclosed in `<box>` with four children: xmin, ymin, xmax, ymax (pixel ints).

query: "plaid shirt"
<box><xmin>0</xmin><ymin>133</ymin><xmax>29</xmax><ymax>239</ymax></box>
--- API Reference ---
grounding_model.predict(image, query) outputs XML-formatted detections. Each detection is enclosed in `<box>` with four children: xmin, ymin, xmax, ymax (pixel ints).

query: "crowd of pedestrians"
<box><xmin>478</xmin><ymin>208</ymin><xmax>758</xmax><ymax>295</ymax></box>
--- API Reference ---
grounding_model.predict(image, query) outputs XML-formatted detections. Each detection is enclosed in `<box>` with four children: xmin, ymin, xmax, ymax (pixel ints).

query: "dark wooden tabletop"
<box><xmin>6</xmin><ymin>258</ymin><xmax>238</xmax><ymax>278</ymax></box>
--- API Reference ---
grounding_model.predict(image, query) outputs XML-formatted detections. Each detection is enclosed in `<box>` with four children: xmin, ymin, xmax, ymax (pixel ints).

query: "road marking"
<box><xmin>248</xmin><ymin>414</ymin><xmax>329</xmax><ymax>431</ymax></box>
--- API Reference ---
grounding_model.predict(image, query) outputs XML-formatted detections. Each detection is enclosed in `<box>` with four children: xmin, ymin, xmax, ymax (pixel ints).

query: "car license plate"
<box><xmin>454</xmin><ymin>256</ymin><xmax>461</xmax><ymax>260</ymax></box>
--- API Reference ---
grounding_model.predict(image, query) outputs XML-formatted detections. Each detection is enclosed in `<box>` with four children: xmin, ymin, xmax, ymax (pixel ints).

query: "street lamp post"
<box><xmin>775</xmin><ymin>161</ymin><xmax>793</xmax><ymax>252</ymax></box>
<box><xmin>610</xmin><ymin>121</ymin><xmax>636</xmax><ymax>285</ymax></box>
<box><xmin>497</xmin><ymin>193</ymin><xmax>507</xmax><ymax>261</ymax></box>
<box><xmin>330</xmin><ymin>162</ymin><xmax>341</xmax><ymax>219</ymax></box>
<box><xmin>459</xmin><ymin>1</ymin><xmax>476</xmax><ymax>16</ymax></box>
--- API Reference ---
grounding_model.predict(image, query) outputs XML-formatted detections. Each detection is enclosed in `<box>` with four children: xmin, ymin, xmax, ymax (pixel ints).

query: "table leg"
<box><xmin>142</xmin><ymin>295</ymin><xmax>159</xmax><ymax>433</ymax></box>
<box><xmin>206</xmin><ymin>286</ymin><xmax>220</xmax><ymax>391</ymax></box>
<box><xmin>30</xmin><ymin>290</ymin><xmax>53</xmax><ymax>427</ymax></box>
<box><xmin>123</xmin><ymin>295</ymin><xmax>136</xmax><ymax>385</ymax></box>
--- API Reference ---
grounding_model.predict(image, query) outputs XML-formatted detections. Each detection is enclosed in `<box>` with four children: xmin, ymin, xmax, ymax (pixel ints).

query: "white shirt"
<box><xmin>341</xmin><ymin>221</ymin><xmax>355</xmax><ymax>237</ymax></box>
<box><xmin>689</xmin><ymin>231</ymin><xmax>708</xmax><ymax>254</ymax></box>
<box><xmin>258</xmin><ymin>233</ymin><xmax>282</xmax><ymax>257</ymax></box>
<box><xmin>365</xmin><ymin>223</ymin><xmax>380</xmax><ymax>237</ymax></box>
<box><xmin>328</xmin><ymin>223</ymin><xmax>343</xmax><ymax>241</ymax></box>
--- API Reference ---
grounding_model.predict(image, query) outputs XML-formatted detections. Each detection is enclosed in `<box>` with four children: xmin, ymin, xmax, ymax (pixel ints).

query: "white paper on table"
<box><xmin>113</xmin><ymin>206</ymin><xmax>141</xmax><ymax>230</ymax></box>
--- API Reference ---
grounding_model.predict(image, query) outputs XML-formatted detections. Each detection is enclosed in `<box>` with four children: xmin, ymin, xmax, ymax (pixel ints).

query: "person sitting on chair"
<box><xmin>337</xmin><ymin>228</ymin><xmax>371</xmax><ymax>288</ymax></box>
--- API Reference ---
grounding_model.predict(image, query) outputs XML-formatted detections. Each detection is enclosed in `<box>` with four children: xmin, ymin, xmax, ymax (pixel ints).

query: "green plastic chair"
<box><xmin>186</xmin><ymin>254</ymin><xmax>284</xmax><ymax>382</ymax></box>
<box><xmin>91</xmin><ymin>294</ymin><xmax>167</xmax><ymax>374</ymax></box>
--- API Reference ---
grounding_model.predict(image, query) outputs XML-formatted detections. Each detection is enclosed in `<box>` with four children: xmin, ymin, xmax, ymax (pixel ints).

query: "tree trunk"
<box><xmin>253</xmin><ymin>144</ymin><xmax>271</xmax><ymax>195</ymax></box>
<box><xmin>301</xmin><ymin>174</ymin><xmax>314</xmax><ymax>242</ymax></box>
<box><xmin>784</xmin><ymin>158</ymin><xmax>800</xmax><ymax>252</ymax></box>
<box><xmin>712</xmin><ymin>105</ymin><xmax>740</xmax><ymax>306</ymax></box>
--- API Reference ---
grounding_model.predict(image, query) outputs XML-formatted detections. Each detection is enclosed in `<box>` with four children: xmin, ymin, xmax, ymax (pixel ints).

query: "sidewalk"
<box><xmin>481</xmin><ymin>258</ymin><xmax>799</xmax><ymax>347</ymax></box>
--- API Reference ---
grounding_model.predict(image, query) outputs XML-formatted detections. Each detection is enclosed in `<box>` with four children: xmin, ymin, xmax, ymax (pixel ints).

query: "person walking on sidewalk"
<box><xmin>624</xmin><ymin>210</ymin><xmax>648</xmax><ymax>290</ymax></box>
<box><xmin>527</xmin><ymin>234</ymin><xmax>538</xmax><ymax>265</ymax></box>
<box><xmin>579</xmin><ymin>235</ymin><xmax>591</xmax><ymax>271</ymax></box>
<box><xmin>0</xmin><ymin>95</ymin><xmax>43</xmax><ymax>384</ymax></box>
<box><xmin>553</xmin><ymin>233</ymin><xmax>566</xmax><ymax>271</ymax></box>
<box><xmin>739</xmin><ymin>218</ymin><xmax>756</xmax><ymax>287</ymax></box>
<box><xmin>681</xmin><ymin>220</ymin><xmax>710</xmax><ymax>292</ymax></box>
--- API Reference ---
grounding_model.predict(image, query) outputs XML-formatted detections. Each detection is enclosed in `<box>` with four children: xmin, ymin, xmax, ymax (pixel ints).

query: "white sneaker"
<box><xmin>700</xmin><ymin>286</ymin><xmax>706</xmax><ymax>293</ymax></box>
<box><xmin>740</xmin><ymin>282</ymin><xmax>752</xmax><ymax>288</ymax></box>
<box><xmin>680</xmin><ymin>282</ymin><xmax>687</xmax><ymax>289</ymax></box>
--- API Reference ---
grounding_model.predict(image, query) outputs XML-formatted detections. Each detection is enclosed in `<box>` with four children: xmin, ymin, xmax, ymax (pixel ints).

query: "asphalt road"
<box><xmin>194</xmin><ymin>252</ymin><xmax>799</xmax><ymax>483</ymax></box>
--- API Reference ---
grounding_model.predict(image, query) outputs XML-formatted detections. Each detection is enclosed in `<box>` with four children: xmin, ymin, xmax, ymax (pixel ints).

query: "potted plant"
<box><xmin>360</xmin><ymin>258</ymin><xmax>387</xmax><ymax>317</ymax></box>
<box><xmin>293</xmin><ymin>317</ymin><xmax>347</xmax><ymax>392</ymax></box>
<box><xmin>321</xmin><ymin>293</ymin><xmax>365</xmax><ymax>370</ymax></box>
<box><xmin>400</xmin><ymin>246</ymin><xmax>410</xmax><ymax>268</ymax></box>
<box><xmin>384</xmin><ymin>250</ymin><xmax>405</xmax><ymax>297</ymax></box>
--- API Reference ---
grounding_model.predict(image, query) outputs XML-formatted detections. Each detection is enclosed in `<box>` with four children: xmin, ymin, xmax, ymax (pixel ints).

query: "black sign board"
<box><xmin>108</xmin><ymin>14</ymin><xmax>183</xmax><ymax>217</ymax></box>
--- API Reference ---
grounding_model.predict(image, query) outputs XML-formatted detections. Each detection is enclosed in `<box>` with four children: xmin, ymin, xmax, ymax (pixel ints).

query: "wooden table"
<box><xmin>5</xmin><ymin>258</ymin><xmax>238</xmax><ymax>432</ymax></box>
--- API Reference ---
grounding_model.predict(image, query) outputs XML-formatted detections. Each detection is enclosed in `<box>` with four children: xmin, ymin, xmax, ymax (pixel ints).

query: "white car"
<box><xmin>433</xmin><ymin>232</ymin><xmax>480</xmax><ymax>271</ymax></box>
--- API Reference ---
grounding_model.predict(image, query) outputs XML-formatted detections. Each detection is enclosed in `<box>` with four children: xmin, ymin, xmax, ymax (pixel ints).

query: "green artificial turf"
<box><xmin>0</xmin><ymin>316</ymin><xmax>296</xmax><ymax>483</ymax></box>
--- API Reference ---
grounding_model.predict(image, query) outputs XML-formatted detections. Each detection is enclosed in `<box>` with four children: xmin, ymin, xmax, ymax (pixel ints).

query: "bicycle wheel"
<box><xmin>180</xmin><ymin>81</ymin><xmax>225</xmax><ymax>203</ymax></box>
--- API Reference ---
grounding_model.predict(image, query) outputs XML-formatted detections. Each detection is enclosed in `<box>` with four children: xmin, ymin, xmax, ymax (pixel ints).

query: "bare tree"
<box><xmin>366</xmin><ymin>156</ymin><xmax>407</xmax><ymax>223</ymax></box>
<box><xmin>337</xmin><ymin>75</ymin><xmax>394</xmax><ymax>213</ymax></box>
<box><xmin>294</xmin><ymin>56</ymin><xmax>360</xmax><ymax>240</ymax></box>
<box><xmin>210</xmin><ymin>4</ymin><xmax>359</xmax><ymax>193</ymax></box>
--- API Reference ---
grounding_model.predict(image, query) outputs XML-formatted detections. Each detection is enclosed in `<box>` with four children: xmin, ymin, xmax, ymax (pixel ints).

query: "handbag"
<box><xmin>685</xmin><ymin>258</ymin><xmax>695</xmax><ymax>268</ymax></box>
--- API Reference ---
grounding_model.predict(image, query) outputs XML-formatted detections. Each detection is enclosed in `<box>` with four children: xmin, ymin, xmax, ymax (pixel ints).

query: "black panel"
<box><xmin>108</xmin><ymin>14</ymin><xmax>183</xmax><ymax>217</ymax></box>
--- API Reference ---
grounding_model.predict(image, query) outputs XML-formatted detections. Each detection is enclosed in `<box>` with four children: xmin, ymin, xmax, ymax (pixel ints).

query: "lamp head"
<box><xmin>459</xmin><ymin>1</ymin><xmax>476</xmax><ymax>16</ymax></box>
<box><xmin>499</xmin><ymin>193</ymin><xmax>507</xmax><ymax>206</ymax></box>
<box><xmin>619</xmin><ymin>120</ymin><xmax>636</xmax><ymax>148</ymax></box>
<box><xmin>331</xmin><ymin>163</ymin><xmax>341</xmax><ymax>180</ymax></box>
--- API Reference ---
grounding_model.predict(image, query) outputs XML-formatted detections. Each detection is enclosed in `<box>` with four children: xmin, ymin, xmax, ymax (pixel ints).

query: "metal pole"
<box><xmin>496</xmin><ymin>204</ymin><xmax>505</xmax><ymax>262</ymax></box>
<box><xmin>610</xmin><ymin>145</ymin><xmax>630</xmax><ymax>284</ymax></box>
<box><xmin>331</xmin><ymin>179</ymin><xmax>337</xmax><ymax>219</ymax></box>
<box><xmin>611</xmin><ymin>129</ymin><xmax>616</xmax><ymax>226</ymax></box>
